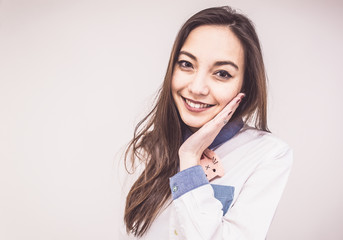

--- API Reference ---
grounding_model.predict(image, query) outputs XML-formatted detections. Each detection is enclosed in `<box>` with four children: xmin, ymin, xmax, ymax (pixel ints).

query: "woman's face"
<box><xmin>171</xmin><ymin>25</ymin><xmax>245</xmax><ymax>131</ymax></box>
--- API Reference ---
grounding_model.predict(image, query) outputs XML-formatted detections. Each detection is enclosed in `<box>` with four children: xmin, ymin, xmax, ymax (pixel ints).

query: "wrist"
<box><xmin>180</xmin><ymin>162</ymin><xmax>198</xmax><ymax>171</ymax></box>
<box><xmin>179</xmin><ymin>152</ymin><xmax>199</xmax><ymax>171</ymax></box>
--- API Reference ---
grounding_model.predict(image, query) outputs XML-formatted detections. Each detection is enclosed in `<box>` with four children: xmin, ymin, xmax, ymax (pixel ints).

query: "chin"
<box><xmin>181</xmin><ymin>117</ymin><xmax>208</xmax><ymax>130</ymax></box>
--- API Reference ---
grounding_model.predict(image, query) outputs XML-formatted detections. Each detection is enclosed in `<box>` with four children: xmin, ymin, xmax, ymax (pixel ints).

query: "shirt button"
<box><xmin>174</xmin><ymin>229</ymin><xmax>178</xmax><ymax>235</ymax></box>
<box><xmin>172</xmin><ymin>185</ymin><xmax>178</xmax><ymax>192</ymax></box>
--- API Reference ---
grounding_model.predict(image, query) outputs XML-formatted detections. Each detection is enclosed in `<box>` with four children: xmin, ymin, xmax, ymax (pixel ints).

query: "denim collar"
<box><xmin>182</xmin><ymin>118</ymin><xmax>244</xmax><ymax>150</ymax></box>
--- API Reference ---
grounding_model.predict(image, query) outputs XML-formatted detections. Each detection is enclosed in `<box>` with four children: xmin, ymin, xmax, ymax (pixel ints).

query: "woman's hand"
<box><xmin>178</xmin><ymin>93</ymin><xmax>245</xmax><ymax>171</ymax></box>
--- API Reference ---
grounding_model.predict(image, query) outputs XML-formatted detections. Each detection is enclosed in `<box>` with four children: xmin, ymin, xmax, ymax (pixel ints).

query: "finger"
<box><xmin>214</xmin><ymin>93</ymin><xmax>245</xmax><ymax>125</ymax></box>
<box><xmin>189</xmin><ymin>92</ymin><xmax>245</xmax><ymax>149</ymax></box>
<box><xmin>223</xmin><ymin>92</ymin><xmax>245</xmax><ymax>115</ymax></box>
<box><xmin>216</xmin><ymin>93</ymin><xmax>245</xmax><ymax>119</ymax></box>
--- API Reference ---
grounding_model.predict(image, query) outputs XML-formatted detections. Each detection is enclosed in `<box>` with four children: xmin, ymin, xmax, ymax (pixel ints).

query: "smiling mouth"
<box><xmin>182</xmin><ymin>97</ymin><xmax>215</xmax><ymax>109</ymax></box>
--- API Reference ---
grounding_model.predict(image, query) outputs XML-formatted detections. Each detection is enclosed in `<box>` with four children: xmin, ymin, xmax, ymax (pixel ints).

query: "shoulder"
<box><xmin>218</xmin><ymin>125</ymin><xmax>293</xmax><ymax>165</ymax></box>
<box><xmin>241</xmin><ymin>125</ymin><xmax>293</xmax><ymax>164</ymax></box>
<box><xmin>242</xmin><ymin>126</ymin><xmax>290</xmax><ymax>151</ymax></box>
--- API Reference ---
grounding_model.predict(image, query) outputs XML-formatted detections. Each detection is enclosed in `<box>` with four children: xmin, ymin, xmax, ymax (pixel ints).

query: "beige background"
<box><xmin>1</xmin><ymin>0</ymin><xmax>342</xmax><ymax>239</ymax></box>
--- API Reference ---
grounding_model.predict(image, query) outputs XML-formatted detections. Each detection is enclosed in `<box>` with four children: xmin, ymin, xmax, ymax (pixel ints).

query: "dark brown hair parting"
<box><xmin>124</xmin><ymin>6</ymin><xmax>269</xmax><ymax>237</ymax></box>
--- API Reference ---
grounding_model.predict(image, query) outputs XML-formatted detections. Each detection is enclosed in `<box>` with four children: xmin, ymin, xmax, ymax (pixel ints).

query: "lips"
<box><xmin>182</xmin><ymin>96</ymin><xmax>214</xmax><ymax>112</ymax></box>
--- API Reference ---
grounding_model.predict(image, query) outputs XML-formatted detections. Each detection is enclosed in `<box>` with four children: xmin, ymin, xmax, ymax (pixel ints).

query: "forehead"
<box><xmin>180</xmin><ymin>25</ymin><xmax>244</xmax><ymax>67</ymax></box>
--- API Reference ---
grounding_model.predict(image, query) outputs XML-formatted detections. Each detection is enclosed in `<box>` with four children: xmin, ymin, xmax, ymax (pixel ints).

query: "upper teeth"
<box><xmin>185</xmin><ymin>99</ymin><xmax>211</xmax><ymax>109</ymax></box>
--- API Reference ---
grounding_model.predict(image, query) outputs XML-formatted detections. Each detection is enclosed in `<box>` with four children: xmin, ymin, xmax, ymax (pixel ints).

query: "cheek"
<box><xmin>214</xmin><ymin>84</ymin><xmax>241</xmax><ymax>107</ymax></box>
<box><xmin>171</xmin><ymin>70</ymin><xmax>187</xmax><ymax>93</ymax></box>
<box><xmin>171</xmin><ymin>77</ymin><xmax>179</xmax><ymax>97</ymax></box>
<box><xmin>171</xmin><ymin>77</ymin><xmax>183</xmax><ymax>104</ymax></box>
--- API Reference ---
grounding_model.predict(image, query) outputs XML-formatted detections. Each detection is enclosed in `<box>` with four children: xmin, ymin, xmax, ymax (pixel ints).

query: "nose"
<box><xmin>187</xmin><ymin>71</ymin><xmax>209</xmax><ymax>96</ymax></box>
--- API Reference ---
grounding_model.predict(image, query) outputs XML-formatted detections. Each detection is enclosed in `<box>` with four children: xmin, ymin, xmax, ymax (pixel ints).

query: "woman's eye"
<box><xmin>177</xmin><ymin>60</ymin><xmax>193</xmax><ymax>69</ymax></box>
<box><xmin>215</xmin><ymin>70</ymin><xmax>232</xmax><ymax>79</ymax></box>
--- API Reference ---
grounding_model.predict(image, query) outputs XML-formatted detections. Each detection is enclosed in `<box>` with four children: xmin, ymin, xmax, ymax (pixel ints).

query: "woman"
<box><xmin>122</xmin><ymin>6</ymin><xmax>292</xmax><ymax>239</ymax></box>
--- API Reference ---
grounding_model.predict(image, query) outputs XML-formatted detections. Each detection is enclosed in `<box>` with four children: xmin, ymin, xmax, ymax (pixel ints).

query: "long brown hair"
<box><xmin>124</xmin><ymin>6</ymin><xmax>269</xmax><ymax>237</ymax></box>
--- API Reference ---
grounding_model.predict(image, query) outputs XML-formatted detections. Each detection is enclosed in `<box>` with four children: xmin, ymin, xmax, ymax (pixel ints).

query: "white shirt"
<box><xmin>120</xmin><ymin>125</ymin><xmax>293</xmax><ymax>240</ymax></box>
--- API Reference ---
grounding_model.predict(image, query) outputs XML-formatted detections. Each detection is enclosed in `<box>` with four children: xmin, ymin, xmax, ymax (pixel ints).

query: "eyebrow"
<box><xmin>179</xmin><ymin>50</ymin><xmax>239</xmax><ymax>70</ymax></box>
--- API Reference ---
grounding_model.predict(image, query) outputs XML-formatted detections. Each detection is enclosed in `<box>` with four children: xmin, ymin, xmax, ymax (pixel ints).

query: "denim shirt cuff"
<box><xmin>169</xmin><ymin>165</ymin><xmax>209</xmax><ymax>200</ymax></box>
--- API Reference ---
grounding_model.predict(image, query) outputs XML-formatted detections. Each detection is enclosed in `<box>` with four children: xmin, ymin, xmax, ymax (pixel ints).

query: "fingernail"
<box><xmin>241</xmin><ymin>93</ymin><xmax>246</xmax><ymax>99</ymax></box>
